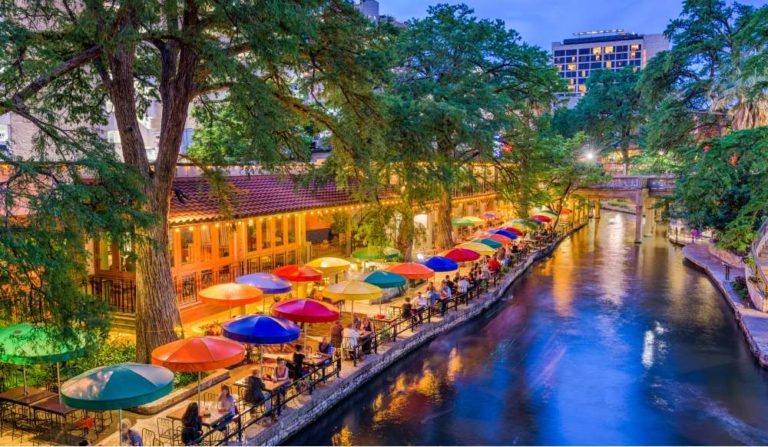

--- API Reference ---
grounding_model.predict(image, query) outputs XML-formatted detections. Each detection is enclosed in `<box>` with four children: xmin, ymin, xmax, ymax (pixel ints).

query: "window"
<box><xmin>630</xmin><ymin>44</ymin><xmax>641</xmax><ymax>51</ymax></box>
<box><xmin>106</xmin><ymin>130</ymin><xmax>121</xmax><ymax>144</ymax></box>
<box><xmin>119</xmin><ymin>238</ymin><xmax>135</xmax><ymax>272</ymax></box>
<box><xmin>287</xmin><ymin>216</ymin><xmax>296</xmax><ymax>244</ymax></box>
<box><xmin>605</xmin><ymin>61</ymin><xmax>613</xmax><ymax>68</ymax></box>
<box><xmin>592</xmin><ymin>47</ymin><xmax>602</xmax><ymax>55</ymax></box>
<box><xmin>99</xmin><ymin>234</ymin><xmax>113</xmax><ymax>271</ymax></box>
<box><xmin>261</xmin><ymin>220</ymin><xmax>271</xmax><ymax>249</ymax></box>
<box><xmin>616</xmin><ymin>45</ymin><xmax>628</xmax><ymax>52</ymax></box>
<box><xmin>590</xmin><ymin>62</ymin><xmax>602</xmax><ymax>69</ymax></box>
<box><xmin>570</xmin><ymin>56</ymin><xmax>576</xmax><ymax>63</ymax></box>
<box><xmin>565</xmin><ymin>49</ymin><xmax>576</xmax><ymax>55</ymax></box>
<box><xmin>578</xmin><ymin>63</ymin><xmax>590</xmax><ymax>70</ymax></box>
<box><xmin>554</xmin><ymin>50</ymin><xmax>565</xmax><ymax>56</ymax></box>
<box><xmin>567</xmin><ymin>63</ymin><xmax>576</xmax><ymax>71</ymax></box>
<box><xmin>274</xmin><ymin>216</ymin><xmax>284</xmax><ymax>247</ymax></box>
<box><xmin>200</xmin><ymin>225</ymin><xmax>212</xmax><ymax>261</ymax></box>
<box><xmin>604</xmin><ymin>46</ymin><xmax>614</xmax><ymax>54</ymax></box>
<box><xmin>181</xmin><ymin>228</ymin><xmax>194</xmax><ymax>265</ymax></box>
<box><xmin>247</xmin><ymin>221</ymin><xmax>258</xmax><ymax>252</ymax></box>
<box><xmin>578</xmin><ymin>48</ymin><xmax>591</xmax><ymax>55</ymax></box>
<box><xmin>0</xmin><ymin>124</ymin><xmax>8</xmax><ymax>142</ymax></box>
<box><xmin>218</xmin><ymin>224</ymin><xmax>231</xmax><ymax>258</ymax></box>
<box><xmin>567</xmin><ymin>85</ymin><xmax>575</xmax><ymax>91</ymax></box>
<box><xmin>180</xmin><ymin>129</ymin><xmax>194</xmax><ymax>154</ymax></box>
<box><xmin>581</xmin><ymin>70</ymin><xmax>587</xmax><ymax>77</ymax></box>
<box><xmin>578</xmin><ymin>85</ymin><xmax>587</xmax><ymax>93</ymax></box>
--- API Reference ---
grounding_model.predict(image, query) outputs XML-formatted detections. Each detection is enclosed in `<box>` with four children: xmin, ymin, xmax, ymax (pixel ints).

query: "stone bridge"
<box><xmin>575</xmin><ymin>175</ymin><xmax>676</xmax><ymax>243</ymax></box>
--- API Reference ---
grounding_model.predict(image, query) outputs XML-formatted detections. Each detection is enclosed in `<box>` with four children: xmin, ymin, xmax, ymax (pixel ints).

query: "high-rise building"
<box><xmin>552</xmin><ymin>30</ymin><xmax>669</xmax><ymax>106</ymax></box>
<box><xmin>356</xmin><ymin>0</ymin><xmax>380</xmax><ymax>23</ymax></box>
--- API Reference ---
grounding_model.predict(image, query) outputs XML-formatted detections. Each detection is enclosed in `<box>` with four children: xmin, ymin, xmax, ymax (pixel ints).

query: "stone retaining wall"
<box><xmin>249</xmin><ymin>228</ymin><xmax>580</xmax><ymax>446</ymax></box>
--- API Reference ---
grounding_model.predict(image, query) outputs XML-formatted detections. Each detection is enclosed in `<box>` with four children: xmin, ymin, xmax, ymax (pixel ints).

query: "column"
<box><xmin>634</xmin><ymin>203</ymin><xmax>643</xmax><ymax>243</ymax></box>
<box><xmin>345</xmin><ymin>212</ymin><xmax>353</xmax><ymax>256</ymax></box>
<box><xmin>594</xmin><ymin>201</ymin><xmax>601</xmax><ymax>219</ymax></box>
<box><xmin>643</xmin><ymin>199</ymin><xmax>656</xmax><ymax>237</ymax></box>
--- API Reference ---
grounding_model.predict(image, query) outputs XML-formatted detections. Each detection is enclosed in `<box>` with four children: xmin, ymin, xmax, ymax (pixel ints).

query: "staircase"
<box><xmin>110</xmin><ymin>312</ymin><xmax>137</xmax><ymax>334</ymax></box>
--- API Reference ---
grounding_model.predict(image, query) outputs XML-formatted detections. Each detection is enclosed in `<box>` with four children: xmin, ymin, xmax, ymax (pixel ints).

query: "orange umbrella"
<box><xmin>273</xmin><ymin>264</ymin><xmax>323</xmax><ymax>282</ymax></box>
<box><xmin>484</xmin><ymin>233</ymin><xmax>512</xmax><ymax>244</ymax></box>
<box><xmin>151</xmin><ymin>336</ymin><xmax>245</xmax><ymax>404</ymax></box>
<box><xmin>199</xmin><ymin>283</ymin><xmax>264</xmax><ymax>318</ymax></box>
<box><xmin>560</xmin><ymin>208</ymin><xmax>572</xmax><ymax>215</ymax></box>
<box><xmin>386</xmin><ymin>262</ymin><xmax>434</xmax><ymax>280</ymax></box>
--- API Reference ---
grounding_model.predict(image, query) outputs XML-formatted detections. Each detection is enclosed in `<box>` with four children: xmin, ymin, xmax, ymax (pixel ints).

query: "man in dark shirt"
<box><xmin>330</xmin><ymin>320</ymin><xmax>343</xmax><ymax>348</ymax></box>
<box><xmin>245</xmin><ymin>369</ymin><xmax>267</xmax><ymax>405</ymax></box>
<box><xmin>291</xmin><ymin>345</ymin><xmax>306</xmax><ymax>380</ymax></box>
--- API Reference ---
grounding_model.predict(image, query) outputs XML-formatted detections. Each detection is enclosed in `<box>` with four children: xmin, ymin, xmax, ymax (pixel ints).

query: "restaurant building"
<box><xmin>88</xmin><ymin>164</ymin><xmax>500</xmax><ymax>331</ymax></box>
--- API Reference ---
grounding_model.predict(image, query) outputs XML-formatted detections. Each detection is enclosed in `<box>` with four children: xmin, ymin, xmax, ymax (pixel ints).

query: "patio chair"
<box><xmin>157</xmin><ymin>417</ymin><xmax>180</xmax><ymax>446</ymax></box>
<box><xmin>142</xmin><ymin>428</ymin><xmax>161</xmax><ymax>446</ymax></box>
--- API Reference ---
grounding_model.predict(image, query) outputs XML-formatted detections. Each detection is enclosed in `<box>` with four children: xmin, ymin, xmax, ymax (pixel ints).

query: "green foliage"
<box><xmin>675</xmin><ymin>127</ymin><xmax>768</xmax><ymax>251</ymax></box>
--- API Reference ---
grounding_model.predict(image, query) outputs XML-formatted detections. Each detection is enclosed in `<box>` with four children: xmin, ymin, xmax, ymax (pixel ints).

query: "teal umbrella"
<box><xmin>61</xmin><ymin>362</ymin><xmax>174</xmax><ymax>446</ymax></box>
<box><xmin>472</xmin><ymin>238</ymin><xmax>502</xmax><ymax>249</ymax></box>
<box><xmin>363</xmin><ymin>271</ymin><xmax>407</xmax><ymax>289</ymax></box>
<box><xmin>0</xmin><ymin>323</ymin><xmax>92</xmax><ymax>397</ymax></box>
<box><xmin>352</xmin><ymin>247</ymin><xmax>400</xmax><ymax>261</ymax></box>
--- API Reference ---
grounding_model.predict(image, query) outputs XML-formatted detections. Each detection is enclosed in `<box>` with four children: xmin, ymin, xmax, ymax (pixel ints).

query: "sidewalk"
<box><xmin>682</xmin><ymin>244</ymin><xmax>768</xmax><ymax>367</ymax></box>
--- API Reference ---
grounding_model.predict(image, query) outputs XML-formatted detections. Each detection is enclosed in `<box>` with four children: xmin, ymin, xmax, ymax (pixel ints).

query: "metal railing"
<box><xmin>749</xmin><ymin>218</ymin><xmax>768</xmax><ymax>300</ymax></box>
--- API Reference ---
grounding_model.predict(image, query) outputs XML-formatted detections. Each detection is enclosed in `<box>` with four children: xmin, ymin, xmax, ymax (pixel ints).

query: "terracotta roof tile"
<box><xmin>169</xmin><ymin>175</ymin><xmax>357</xmax><ymax>224</ymax></box>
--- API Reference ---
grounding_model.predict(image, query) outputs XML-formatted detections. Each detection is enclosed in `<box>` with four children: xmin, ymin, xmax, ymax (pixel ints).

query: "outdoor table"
<box><xmin>167</xmin><ymin>402</ymin><xmax>217</xmax><ymax>428</ymax></box>
<box><xmin>233</xmin><ymin>377</ymin><xmax>289</xmax><ymax>393</ymax></box>
<box><xmin>0</xmin><ymin>387</ymin><xmax>55</xmax><ymax>405</ymax></box>
<box><xmin>260</xmin><ymin>352</ymin><xmax>327</xmax><ymax>368</ymax></box>
<box><xmin>31</xmin><ymin>395</ymin><xmax>79</xmax><ymax>429</ymax></box>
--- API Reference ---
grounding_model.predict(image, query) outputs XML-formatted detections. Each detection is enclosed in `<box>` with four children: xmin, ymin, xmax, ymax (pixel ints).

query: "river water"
<box><xmin>288</xmin><ymin>212</ymin><xmax>768</xmax><ymax>445</ymax></box>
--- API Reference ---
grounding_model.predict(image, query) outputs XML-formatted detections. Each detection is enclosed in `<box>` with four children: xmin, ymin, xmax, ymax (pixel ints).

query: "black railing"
<box><xmin>193</xmin><ymin>357</ymin><xmax>343</xmax><ymax>446</ymax></box>
<box><xmin>85</xmin><ymin>276</ymin><xmax>136</xmax><ymax>313</ymax></box>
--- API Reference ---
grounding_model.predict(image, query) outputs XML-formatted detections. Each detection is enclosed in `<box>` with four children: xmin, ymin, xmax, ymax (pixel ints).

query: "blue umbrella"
<box><xmin>222</xmin><ymin>315</ymin><xmax>301</xmax><ymax>345</ymax></box>
<box><xmin>363</xmin><ymin>271</ymin><xmax>407</xmax><ymax>289</ymax></box>
<box><xmin>235</xmin><ymin>273</ymin><xmax>292</xmax><ymax>295</ymax></box>
<box><xmin>487</xmin><ymin>229</ymin><xmax>518</xmax><ymax>240</ymax></box>
<box><xmin>422</xmin><ymin>256</ymin><xmax>459</xmax><ymax>272</ymax></box>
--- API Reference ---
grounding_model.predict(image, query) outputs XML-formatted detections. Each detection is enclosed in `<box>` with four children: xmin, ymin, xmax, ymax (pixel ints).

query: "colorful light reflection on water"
<box><xmin>289</xmin><ymin>213</ymin><xmax>768</xmax><ymax>445</ymax></box>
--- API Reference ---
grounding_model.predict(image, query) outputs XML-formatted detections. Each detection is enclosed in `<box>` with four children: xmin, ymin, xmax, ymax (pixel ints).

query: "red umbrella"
<box><xmin>530</xmin><ymin>215</ymin><xmax>552</xmax><ymax>223</ymax></box>
<box><xmin>502</xmin><ymin>227</ymin><xmax>525</xmax><ymax>236</ymax></box>
<box><xmin>198</xmin><ymin>283</ymin><xmax>264</xmax><ymax>318</ymax></box>
<box><xmin>484</xmin><ymin>233</ymin><xmax>512</xmax><ymax>244</ymax></box>
<box><xmin>560</xmin><ymin>208</ymin><xmax>572</xmax><ymax>215</ymax></box>
<box><xmin>442</xmin><ymin>248</ymin><xmax>481</xmax><ymax>263</ymax></box>
<box><xmin>272</xmin><ymin>299</ymin><xmax>340</xmax><ymax>324</ymax></box>
<box><xmin>272</xmin><ymin>299</ymin><xmax>340</xmax><ymax>348</ymax></box>
<box><xmin>151</xmin><ymin>336</ymin><xmax>245</xmax><ymax>404</ymax></box>
<box><xmin>386</xmin><ymin>262</ymin><xmax>435</xmax><ymax>280</ymax></box>
<box><xmin>273</xmin><ymin>264</ymin><xmax>323</xmax><ymax>282</ymax></box>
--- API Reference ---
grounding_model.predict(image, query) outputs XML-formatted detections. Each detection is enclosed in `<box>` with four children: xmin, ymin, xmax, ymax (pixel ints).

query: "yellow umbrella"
<box><xmin>462</xmin><ymin>216</ymin><xmax>486</xmax><ymax>225</ymax></box>
<box><xmin>323</xmin><ymin>280</ymin><xmax>382</xmax><ymax>320</ymax></box>
<box><xmin>306</xmin><ymin>257</ymin><xmax>352</xmax><ymax>276</ymax></box>
<box><xmin>457</xmin><ymin>242</ymin><xmax>496</xmax><ymax>256</ymax></box>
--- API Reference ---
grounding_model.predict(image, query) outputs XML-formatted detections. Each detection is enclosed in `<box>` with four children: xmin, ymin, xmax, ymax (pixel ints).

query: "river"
<box><xmin>287</xmin><ymin>212</ymin><xmax>768</xmax><ymax>445</ymax></box>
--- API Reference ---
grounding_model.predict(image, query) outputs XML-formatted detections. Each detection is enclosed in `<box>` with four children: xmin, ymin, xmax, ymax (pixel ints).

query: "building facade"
<box><xmin>552</xmin><ymin>30</ymin><xmax>669</xmax><ymax>107</ymax></box>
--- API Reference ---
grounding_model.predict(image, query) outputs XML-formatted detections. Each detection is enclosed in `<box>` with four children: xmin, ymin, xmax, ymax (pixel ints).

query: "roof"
<box><xmin>169</xmin><ymin>175</ymin><xmax>358</xmax><ymax>224</ymax></box>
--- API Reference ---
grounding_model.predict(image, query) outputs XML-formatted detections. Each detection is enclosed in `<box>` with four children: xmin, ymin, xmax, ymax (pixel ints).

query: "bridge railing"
<box><xmin>577</xmin><ymin>175</ymin><xmax>675</xmax><ymax>191</ymax></box>
<box><xmin>748</xmin><ymin>218</ymin><xmax>768</xmax><ymax>311</ymax></box>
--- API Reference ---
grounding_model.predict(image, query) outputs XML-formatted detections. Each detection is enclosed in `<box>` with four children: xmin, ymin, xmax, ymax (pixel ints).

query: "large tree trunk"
<box><xmin>395</xmin><ymin>207</ymin><xmax>415</xmax><ymax>261</ymax></box>
<box><xmin>134</xmin><ymin>207</ymin><xmax>180</xmax><ymax>362</ymax></box>
<box><xmin>622</xmin><ymin>147</ymin><xmax>629</xmax><ymax>175</ymax></box>
<box><xmin>435</xmin><ymin>186</ymin><xmax>454</xmax><ymax>250</ymax></box>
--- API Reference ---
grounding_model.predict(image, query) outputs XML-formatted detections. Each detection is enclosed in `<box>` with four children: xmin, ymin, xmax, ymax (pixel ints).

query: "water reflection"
<box><xmin>289</xmin><ymin>212</ymin><xmax>768</xmax><ymax>446</ymax></box>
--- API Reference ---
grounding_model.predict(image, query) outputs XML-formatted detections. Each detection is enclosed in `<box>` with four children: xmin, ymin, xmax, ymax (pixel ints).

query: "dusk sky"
<box><xmin>379</xmin><ymin>0</ymin><xmax>767</xmax><ymax>50</ymax></box>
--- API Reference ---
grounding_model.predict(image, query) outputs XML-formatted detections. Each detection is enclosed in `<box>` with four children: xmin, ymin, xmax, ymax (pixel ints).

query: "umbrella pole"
<box><xmin>22</xmin><ymin>365</ymin><xmax>27</xmax><ymax>395</ymax></box>
<box><xmin>118</xmin><ymin>408</ymin><xmax>123</xmax><ymax>447</ymax></box>
<box><xmin>197</xmin><ymin>371</ymin><xmax>202</xmax><ymax>407</ymax></box>
<box><xmin>56</xmin><ymin>363</ymin><xmax>62</xmax><ymax>403</ymax></box>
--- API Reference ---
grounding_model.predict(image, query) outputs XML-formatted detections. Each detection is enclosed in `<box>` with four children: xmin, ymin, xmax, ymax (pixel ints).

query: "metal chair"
<box><xmin>157</xmin><ymin>417</ymin><xmax>180</xmax><ymax>446</ymax></box>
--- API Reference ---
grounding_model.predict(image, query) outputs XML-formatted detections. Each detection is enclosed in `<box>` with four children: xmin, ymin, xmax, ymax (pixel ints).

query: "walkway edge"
<box><xmin>682</xmin><ymin>245</ymin><xmax>768</xmax><ymax>368</ymax></box>
<box><xmin>251</xmin><ymin>225</ymin><xmax>584</xmax><ymax>446</ymax></box>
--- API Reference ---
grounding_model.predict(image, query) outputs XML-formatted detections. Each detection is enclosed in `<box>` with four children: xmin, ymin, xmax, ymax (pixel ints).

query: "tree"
<box><xmin>0</xmin><ymin>0</ymin><xmax>389</xmax><ymax>361</ymax></box>
<box><xmin>574</xmin><ymin>67</ymin><xmax>643</xmax><ymax>174</ymax></box>
<box><xmin>388</xmin><ymin>4</ymin><xmax>558</xmax><ymax>250</ymax></box>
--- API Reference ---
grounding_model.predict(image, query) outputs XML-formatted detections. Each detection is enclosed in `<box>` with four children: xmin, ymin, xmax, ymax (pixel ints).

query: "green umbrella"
<box><xmin>472</xmin><ymin>238</ymin><xmax>502</xmax><ymax>249</ymax></box>
<box><xmin>62</xmin><ymin>362</ymin><xmax>174</xmax><ymax>446</ymax></box>
<box><xmin>526</xmin><ymin>218</ymin><xmax>545</xmax><ymax>227</ymax></box>
<box><xmin>0</xmin><ymin>323</ymin><xmax>91</xmax><ymax>397</ymax></box>
<box><xmin>362</xmin><ymin>271</ymin><xmax>407</xmax><ymax>289</ymax></box>
<box><xmin>352</xmin><ymin>246</ymin><xmax>400</xmax><ymax>261</ymax></box>
<box><xmin>451</xmin><ymin>218</ymin><xmax>474</xmax><ymax>227</ymax></box>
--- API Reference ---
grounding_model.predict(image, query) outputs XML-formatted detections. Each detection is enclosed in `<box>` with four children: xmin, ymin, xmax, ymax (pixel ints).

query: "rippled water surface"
<box><xmin>288</xmin><ymin>213</ymin><xmax>768</xmax><ymax>445</ymax></box>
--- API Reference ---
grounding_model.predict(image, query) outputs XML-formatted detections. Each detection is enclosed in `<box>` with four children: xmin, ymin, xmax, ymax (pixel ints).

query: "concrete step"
<box><xmin>110</xmin><ymin>312</ymin><xmax>136</xmax><ymax>334</ymax></box>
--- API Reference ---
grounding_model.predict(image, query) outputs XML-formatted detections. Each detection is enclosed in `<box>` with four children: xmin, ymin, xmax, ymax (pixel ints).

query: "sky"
<box><xmin>379</xmin><ymin>0</ymin><xmax>767</xmax><ymax>51</ymax></box>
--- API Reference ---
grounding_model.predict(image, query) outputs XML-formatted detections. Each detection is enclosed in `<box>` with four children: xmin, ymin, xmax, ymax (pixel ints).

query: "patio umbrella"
<box><xmin>362</xmin><ymin>271</ymin><xmax>407</xmax><ymax>289</ymax></box>
<box><xmin>236</xmin><ymin>273</ymin><xmax>292</xmax><ymax>314</ymax></box>
<box><xmin>272</xmin><ymin>299</ymin><xmax>340</xmax><ymax>347</ymax></box>
<box><xmin>483</xmin><ymin>212</ymin><xmax>497</xmax><ymax>219</ymax></box>
<box><xmin>529</xmin><ymin>215</ymin><xmax>550</xmax><ymax>223</ymax></box>
<box><xmin>323</xmin><ymin>280</ymin><xmax>382</xmax><ymax>321</ymax></box>
<box><xmin>421</xmin><ymin>256</ymin><xmax>459</xmax><ymax>273</ymax></box>
<box><xmin>560</xmin><ymin>208</ymin><xmax>572</xmax><ymax>215</ymax></box>
<box><xmin>0</xmin><ymin>323</ymin><xmax>91</xmax><ymax>399</ymax></box>
<box><xmin>472</xmin><ymin>238</ymin><xmax>502</xmax><ymax>249</ymax></box>
<box><xmin>151</xmin><ymin>336</ymin><xmax>245</xmax><ymax>405</ymax></box>
<box><xmin>487</xmin><ymin>229</ymin><xmax>518</xmax><ymax>240</ymax></box>
<box><xmin>501</xmin><ymin>227</ymin><xmax>525</xmax><ymax>236</ymax></box>
<box><xmin>222</xmin><ymin>315</ymin><xmax>301</xmax><ymax>373</ymax></box>
<box><xmin>462</xmin><ymin>216</ymin><xmax>485</xmax><ymax>225</ymax></box>
<box><xmin>451</xmin><ymin>218</ymin><xmax>474</xmax><ymax>227</ymax></box>
<box><xmin>198</xmin><ymin>282</ymin><xmax>264</xmax><ymax>318</ymax></box>
<box><xmin>306</xmin><ymin>257</ymin><xmax>351</xmax><ymax>276</ymax></box>
<box><xmin>483</xmin><ymin>233</ymin><xmax>513</xmax><ymax>244</ymax></box>
<box><xmin>352</xmin><ymin>247</ymin><xmax>401</xmax><ymax>261</ymax></box>
<box><xmin>386</xmin><ymin>263</ymin><xmax>435</xmax><ymax>280</ymax></box>
<box><xmin>457</xmin><ymin>242</ymin><xmax>495</xmax><ymax>256</ymax></box>
<box><xmin>61</xmin><ymin>362</ymin><xmax>173</xmax><ymax>446</ymax></box>
<box><xmin>442</xmin><ymin>248</ymin><xmax>481</xmax><ymax>263</ymax></box>
<box><xmin>273</xmin><ymin>264</ymin><xmax>323</xmax><ymax>283</ymax></box>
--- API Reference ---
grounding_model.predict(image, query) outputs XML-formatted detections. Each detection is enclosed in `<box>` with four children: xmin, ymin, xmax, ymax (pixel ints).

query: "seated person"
<box><xmin>291</xmin><ymin>344</ymin><xmax>306</xmax><ymax>380</ymax></box>
<box><xmin>274</xmin><ymin>358</ymin><xmax>290</xmax><ymax>382</ymax></box>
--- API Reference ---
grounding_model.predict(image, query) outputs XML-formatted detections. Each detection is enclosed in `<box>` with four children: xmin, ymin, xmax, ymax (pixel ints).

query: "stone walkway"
<box><xmin>682</xmin><ymin>244</ymin><xmax>768</xmax><ymax>367</ymax></box>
